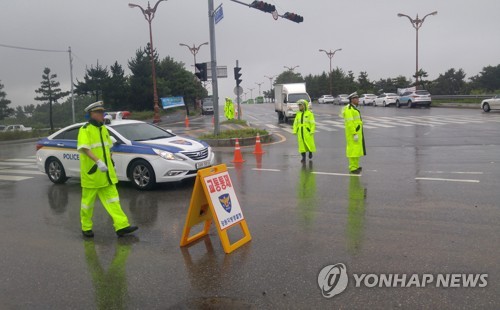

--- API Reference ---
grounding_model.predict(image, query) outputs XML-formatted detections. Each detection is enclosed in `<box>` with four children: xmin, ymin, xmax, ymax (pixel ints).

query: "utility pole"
<box><xmin>68</xmin><ymin>46</ymin><xmax>75</xmax><ymax>123</ymax></box>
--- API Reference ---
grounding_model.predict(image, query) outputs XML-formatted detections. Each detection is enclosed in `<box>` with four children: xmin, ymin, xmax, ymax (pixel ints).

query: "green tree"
<box><xmin>0</xmin><ymin>80</ymin><xmax>14</xmax><ymax>120</ymax></box>
<box><xmin>357</xmin><ymin>71</ymin><xmax>374</xmax><ymax>94</ymax></box>
<box><xmin>275</xmin><ymin>70</ymin><xmax>305</xmax><ymax>85</ymax></box>
<box><xmin>428</xmin><ymin>68</ymin><xmax>467</xmax><ymax>95</ymax></box>
<box><xmin>470</xmin><ymin>64</ymin><xmax>500</xmax><ymax>93</ymax></box>
<box><xmin>128</xmin><ymin>45</ymin><xmax>157</xmax><ymax>111</ymax></box>
<box><xmin>34</xmin><ymin>67</ymin><xmax>69</xmax><ymax>131</ymax></box>
<box><xmin>106</xmin><ymin>61</ymin><xmax>130</xmax><ymax>110</ymax></box>
<box><xmin>75</xmin><ymin>62</ymin><xmax>110</xmax><ymax>102</ymax></box>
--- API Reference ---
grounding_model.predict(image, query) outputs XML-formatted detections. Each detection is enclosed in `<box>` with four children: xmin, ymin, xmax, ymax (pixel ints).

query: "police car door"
<box><xmin>55</xmin><ymin>126</ymin><xmax>81</xmax><ymax>177</ymax></box>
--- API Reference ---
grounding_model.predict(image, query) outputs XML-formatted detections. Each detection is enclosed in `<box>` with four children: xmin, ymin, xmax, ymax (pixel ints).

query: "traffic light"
<box><xmin>282</xmin><ymin>12</ymin><xmax>304</xmax><ymax>23</ymax></box>
<box><xmin>195</xmin><ymin>63</ymin><xmax>207</xmax><ymax>81</ymax></box>
<box><xmin>234</xmin><ymin>66</ymin><xmax>242</xmax><ymax>86</ymax></box>
<box><xmin>249</xmin><ymin>1</ymin><xmax>276</xmax><ymax>13</ymax></box>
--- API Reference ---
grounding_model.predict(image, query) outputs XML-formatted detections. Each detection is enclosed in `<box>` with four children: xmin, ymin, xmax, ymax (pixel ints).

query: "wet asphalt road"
<box><xmin>0</xmin><ymin>104</ymin><xmax>499</xmax><ymax>309</ymax></box>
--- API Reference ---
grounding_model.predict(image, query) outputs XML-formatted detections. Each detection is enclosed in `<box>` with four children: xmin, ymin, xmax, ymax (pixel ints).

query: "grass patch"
<box><xmin>199</xmin><ymin>128</ymin><xmax>268</xmax><ymax>140</ymax></box>
<box><xmin>220</xmin><ymin>119</ymin><xmax>248</xmax><ymax>126</ymax></box>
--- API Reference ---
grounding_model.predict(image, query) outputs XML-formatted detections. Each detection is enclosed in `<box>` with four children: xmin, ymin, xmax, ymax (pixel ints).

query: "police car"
<box><xmin>36</xmin><ymin>116</ymin><xmax>215</xmax><ymax>190</ymax></box>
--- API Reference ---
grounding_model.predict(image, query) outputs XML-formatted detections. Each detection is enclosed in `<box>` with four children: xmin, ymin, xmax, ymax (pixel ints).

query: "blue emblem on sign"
<box><xmin>218</xmin><ymin>193</ymin><xmax>232</xmax><ymax>213</ymax></box>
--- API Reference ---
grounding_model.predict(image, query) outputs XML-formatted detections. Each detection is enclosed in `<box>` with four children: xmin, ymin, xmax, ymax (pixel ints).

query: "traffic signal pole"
<box><xmin>236</xmin><ymin>60</ymin><xmax>241</xmax><ymax>120</ymax></box>
<box><xmin>208</xmin><ymin>0</ymin><xmax>220</xmax><ymax>135</ymax></box>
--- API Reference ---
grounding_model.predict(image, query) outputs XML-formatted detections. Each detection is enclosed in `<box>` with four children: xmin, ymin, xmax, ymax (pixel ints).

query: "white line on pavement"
<box><xmin>281</xmin><ymin>127</ymin><xmax>294</xmax><ymax>134</ymax></box>
<box><xmin>422</xmin><ymin>171</ymin><xmax>484</xmax><ymax>175</ymax></box>
<box><xmin>265</xmin><ymin>124</ymin><xmax>278</xmax><ymax>129</ymax></box>
<box><xmin>0</xmin><ymin>175</ymin><xmax>33</xmax><ymax>181</ymax></box>
<box><xmin>415</xmin><ymin>177</ymin><xmax>480</xmax><ymax>183</ymax></box>
<box><xmin>313</xmin><ymin>171</ymin><xmax>361</xmax><ymax>177</ymax></box>
<box><xmin>251</xmin><ymin>168</ymin><xmax>281</xmax><ymax>172</ymax></box>
<box><xmin>0</xmin><ymin>162</ymin><xmax>34</xmax><ymax>166</ymax></box>
<box><xmin>4</xmin><ymin>159</ymin><xmax>36</xmax><ymax>162</ymax></box>
<box><xmin>316</xmin><ymin>125</ymin><xmax>337</xmax><ymax>132</ymax></box>
<box><xmin>0</xmin><ymin>169</ymin><xmax>44</xmax><ymax>175</ymax></box>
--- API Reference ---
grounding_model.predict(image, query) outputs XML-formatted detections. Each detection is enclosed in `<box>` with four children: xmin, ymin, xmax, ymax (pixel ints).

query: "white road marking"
<box><xmin>0</xmin><ymin>169</ymin><xmax>44</xmax><ymax>175</ymax></box>
<box><xmin>422</xmin><ymin>171</ymin><xmax>484</xmax><ymax>175</ymax></box>
<box><xmin>252</xmin><ymin>168</ymin><xmax>281</xmax><ymax>172</ymax></box>
<box><xmin>0</xmin><ymin>175</ymin><xmax>33</xmax><ymax>181</ymax></box>
<box><xmin>0</xmin><ymin>162</ymin><xmax>34</xmax><ymax>166</ymax></box>
<box><xmin>313</xmin><ymin>171</ymin><xmax>361</xmax><ymax>177</ymax></box>
<box><xmin>281</xmin><ymin>127</ymin><xmax>294</xmax><ymax>134</ymax></box>
<box><xmin>363</xmin><ymin>122</ymin><xmax>395</xmax><ymax>128</ymax></box>
<box><xmin>4</xmin><ymin>159</ymin><xmax>36</xmax><ymax>162</ymax></box>
<box><xmin>415</xmin><ymin>177</ymin><xmax>480</xmax><ymax>183</ymax></box>
<box><xmin>316</xmin><ymin>125</ymin><xmax>337</xmax><ymax>132</ymax></box>
<box><xmin>265</xmin><ymin>124</ymin><xmax>278</xmax><ymax>129</ymax></box>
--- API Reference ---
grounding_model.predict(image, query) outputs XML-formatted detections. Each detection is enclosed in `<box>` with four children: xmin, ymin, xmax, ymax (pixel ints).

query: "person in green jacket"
<box><xmin>224</xmin><ymin>97</ymin><xmax>235</xmax><ymax>120</ymax></box>
<box><xmin>293</xmin><ymin>99</ymin><xmax>316</xmax><ymax>163</ymax></box>
<box><xmin>341</xmin><ymin>92</ymin><xmax>366</xmax><ymax>174</ymax></box>
<box><xmin>77</xmin><ymin>101</ymin><xmax>138</xmax><ymax>238</ymax></box>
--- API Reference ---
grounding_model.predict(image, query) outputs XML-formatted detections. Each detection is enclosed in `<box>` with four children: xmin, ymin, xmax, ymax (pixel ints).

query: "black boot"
<box><xmin>82</xmin><ymin>230</ymin><xmax>94</xmax><ymax>238</ymax></box>
<box><xmin>309</xmin><ymin>152</ymin><xmax>313</xmax><ymax>159</ymax></box>
<box><xmin>300</xmin><ymin>153</ymin><xmax>306</xmax><ymax>163</ymax></box>
<box><xmin>116</xmin><ymin>226</ymin><xmax>138</xmax><ymax>237</ymax></box>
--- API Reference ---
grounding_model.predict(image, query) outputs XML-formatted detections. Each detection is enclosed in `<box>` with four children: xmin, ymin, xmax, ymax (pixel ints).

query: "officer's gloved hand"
<box><xmin>353</xmin><ymin>134</ymin><xmax>359</xmax><ymax>142</ymax></box>
<box><xmin>96</xmin><ymin>159</ymin><xmax>108</xmax><ymax>172</ymax></box>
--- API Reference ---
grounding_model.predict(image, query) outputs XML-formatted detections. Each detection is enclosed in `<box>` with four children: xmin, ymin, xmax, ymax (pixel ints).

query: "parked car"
<box><xmin>36</xmin><ymin>116</ymin><xmax>215</xmax><ymax>190</ymax></box>
<box><xmin>359</xmin><ymin>94</ymin><xmax>377</xmax><ymax>106</ymax></box>
<box><xmin>0</xmin><ymin>125</ymin><xmax>6</xmax><ymax>132</ymax></box>
<box><xmin>396</xmin><ymin>90</ymin><xmax>432</xmax><ymax>108</ymax></box>
<box><xmin>318</xmin><ymin>95</ymin><xmax>335</xmax><ymax>104</ymax></box>
<box><xmin>481</xmin><ymin>95</ymin><xmax>500</xmax><ymax>112</ymax></box>
<box><xmin>4</xmin><ymin>124</ymin><xmax>32</xmax><ymax>132</ymax></box>
<box><xmin>201</xmin><ymin>97</ymin><xmax>214</xmax><ymax>115</ymax></box>
<box><xmin>334</xmin><ymin>94</ymin><xmax>349</xmax><ymax>105</ymax></box>
<box><xmin>374</xmin><ymin>93</ymin><xmax>399</xmax><ymax>107</ymax></box>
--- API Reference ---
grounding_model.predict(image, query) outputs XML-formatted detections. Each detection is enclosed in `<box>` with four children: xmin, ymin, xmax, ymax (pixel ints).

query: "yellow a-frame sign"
<box><xmin>180</xmin><ymin>164</ymin><xmax>252</xmax><ymax>254</ymax></box>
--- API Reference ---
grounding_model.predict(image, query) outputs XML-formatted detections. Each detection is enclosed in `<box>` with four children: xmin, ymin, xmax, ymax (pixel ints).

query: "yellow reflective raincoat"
<box><xmin>224</xmin><ymin>98</ymin><xmax>235</xmax><ymax>120</ymax></box>
<box><xmin>293</xmin><ymin>103</ymin><xmax>316</xmax><ymax>153</ymax></box>
<box><xmin>341</xmin><ymin>103</ymin><xmax>366</xmax><ymax>158</ymax></box>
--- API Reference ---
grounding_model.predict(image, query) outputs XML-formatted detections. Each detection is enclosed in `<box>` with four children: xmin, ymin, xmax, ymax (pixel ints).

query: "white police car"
<box><xmin>36</xmin><ymin>117</ymin><xmax>215</xmax><ymax>190</ymax></box>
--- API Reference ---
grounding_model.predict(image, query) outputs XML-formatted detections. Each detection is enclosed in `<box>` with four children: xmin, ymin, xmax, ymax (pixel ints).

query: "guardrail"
<box><xmin>431</xmin><ymin>95</ymin><xmax>495</xmax><ymax>100</ymax></box>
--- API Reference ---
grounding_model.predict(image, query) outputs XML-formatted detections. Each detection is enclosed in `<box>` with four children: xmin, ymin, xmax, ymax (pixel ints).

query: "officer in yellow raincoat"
<box><xmin>293</xmin><ymin>99</ymin><xmax>316</xmax><ymax>163</ymax></box>
<box><xmin>77</xmin><ymin>101</ymin><xmax>138</xmax><ymax>238</ymax></box>
<box><xmin>224</xmin><ymin>97</ymin><xmax>235</xmax><ymax>120</ymax></box>
<box><xmin>341</xmin><ymin>92</ymin><xmax>366</xmax><ymax>174</ymax></box>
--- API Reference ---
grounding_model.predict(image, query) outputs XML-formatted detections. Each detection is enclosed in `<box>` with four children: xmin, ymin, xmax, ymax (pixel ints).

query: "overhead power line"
<box><xmin>0</xmin><ymin>43</ymin><xmax>67</xmax><ymax>53</ymax></box>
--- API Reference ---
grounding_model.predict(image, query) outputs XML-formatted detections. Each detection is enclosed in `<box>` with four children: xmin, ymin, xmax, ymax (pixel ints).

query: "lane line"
<box><xmin>0</xmin><ymin>175</ymin><xmax>33</xmax><ymax>181</ymax></box>
<box><xmin>0</xmin><ymin>162</ymin><xmax>34</xmax><ymax>166</ymax></box>
<box><xmin>316</xmin><ymin>125</ymin><xmax>337</xmax><ymax>132</ymax></box>
<box><xmin>4</xmin><ymin>159</ymin><xmax>36</xmax><ymax>162</ymax></box>
<box><xmin>0</xmin><ymin>169</ymin><xmax>44</xmax><ymax>175</ymax></box>
<box><xmin>265</xmin><ymin>124</ymin><xmax>278</xmax><ymax>129</ymax></box>
<box><xmin>313</xmin><ymin>171</ymin><xmax>361</xmax><ymax>177</ymax></box>
<box><xmin>252</xmin><ymin>168</ymin><xmax>281</xmax><ymax>172</ymax></box>
<box><xmin>415</xmin><ymin>177</ymin><xmax>480</xmax><ymax>183</ymax></box>
<box><xmin>422</xmin><ymin>171</ymin><xmax>484</xmax><ymax>175</ymax></box>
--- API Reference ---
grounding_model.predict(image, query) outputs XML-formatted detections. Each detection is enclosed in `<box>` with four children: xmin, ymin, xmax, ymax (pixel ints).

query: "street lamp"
<box><xmin>248</xmin><ymin>88</ymin><xmax>254</xmax><ymax>103</ymax></box>
<box><xmin>179</xmin><ymin>42</ymin><xmax>209</xmax><ymax>69</ymax></box>
<box><xmin>255</xmin><ymin>82</ymin><xmax>264</xmax><ymax>96</ymax></box>
<box><xmin>129</xmin><ymin>0</ymin><xmax>168</xmax><ymax>124</ymax></box>
<box><xmin>319</xmin><ymin>48</ymin><xmax>342</xmax><ymax>95</ymax></box>
<box><xmin>264</xmin><ymin>75</ymin><xmax>276</xmax><ymax>103</ymax></box>
<box><xmin>397</xmin><ymin>11</ymin><xmax>437</xmax><ymax>88</ymax></box>
<box><xmin>284</xmin><ymin>65</ymin><xmax>299</xmax><ymax>72</ymax></box>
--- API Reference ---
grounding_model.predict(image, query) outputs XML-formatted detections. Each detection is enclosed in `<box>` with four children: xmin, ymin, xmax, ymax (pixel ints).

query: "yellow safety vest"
<box><xmin>77</xmin><ymin>122</ymin><xmax>118</xmax><ymax>188</ymax></box>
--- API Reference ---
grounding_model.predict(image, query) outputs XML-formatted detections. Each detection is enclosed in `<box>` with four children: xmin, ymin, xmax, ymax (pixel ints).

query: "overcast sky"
<box><xmin>1</xmin><ymin>0</ymin><xmax>499</xmax><ymax>108</ymax></box>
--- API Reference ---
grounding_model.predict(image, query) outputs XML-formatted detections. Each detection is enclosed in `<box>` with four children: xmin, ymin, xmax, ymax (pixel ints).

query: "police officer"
<box><xmin>341</xmin><ymin>92</ymin><xmax>366</xmax><ymax>174</ymax></box>
<box><xmin>224</xmin><ymin>97</ymin><xmax>235</xmax><ymax>120</ymax></box>
<box><xmin>293</xmin><ymin>99</ymin><xmax>316</xmax><ymax>163</ymax></box>
<box><xmin>77</xmin><ymin>101</ymin><xmax>138</xmax><ymax>238</ymax></box>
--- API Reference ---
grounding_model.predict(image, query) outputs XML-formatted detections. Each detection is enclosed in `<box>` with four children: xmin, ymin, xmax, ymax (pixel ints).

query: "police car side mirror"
<box><xmin>110</xmin><ymin>136</ymin><xmax>118</xmax><ymax>145</ymax></box>
<box><xmin>166</xmin><ymin>129</ymin><xmax>173</xmax><ymax>134</ymax></box>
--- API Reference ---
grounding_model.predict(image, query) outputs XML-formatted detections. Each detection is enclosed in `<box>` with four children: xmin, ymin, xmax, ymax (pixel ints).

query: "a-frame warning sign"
<box><xmin>180</xmin><ymin>164</ymin><xmax>251</xmax><ymax>254</ymax></box>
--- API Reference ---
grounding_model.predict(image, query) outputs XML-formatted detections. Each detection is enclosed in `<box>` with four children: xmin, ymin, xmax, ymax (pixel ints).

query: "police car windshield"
<box><xmin>110</xmin><ymin>123</ymin><xmax>174</xmax><ymax>141</ymax></box>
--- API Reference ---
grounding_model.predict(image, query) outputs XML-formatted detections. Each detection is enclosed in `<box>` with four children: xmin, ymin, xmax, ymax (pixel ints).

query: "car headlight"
<box><xmin>153</xmin><ymin>148</ymin><xmax>179</xmax><ymax>160</ymax></box>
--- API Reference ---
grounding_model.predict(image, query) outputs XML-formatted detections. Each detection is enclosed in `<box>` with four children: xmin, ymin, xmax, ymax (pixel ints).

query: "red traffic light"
<box><xmin>249</xmin><ymin>1</ymin><xmax>276</xmax><ymax>13</ymax></box>
<box><xmin>283</xmin><ymin>12</ymin><xmax>304</xmax><ymax>23</ymax></box>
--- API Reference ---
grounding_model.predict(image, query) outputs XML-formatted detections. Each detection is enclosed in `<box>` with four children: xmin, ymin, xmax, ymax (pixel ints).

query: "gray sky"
<box><xmin>1</xmin><ymin>0</ymin><xmax>499</xmax><ymax>108</ymax></box>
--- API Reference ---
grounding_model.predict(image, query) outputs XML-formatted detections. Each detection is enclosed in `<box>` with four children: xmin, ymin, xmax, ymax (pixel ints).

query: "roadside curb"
<box><xmin>203</xmin><ymin>133</ymin><xmax>273</xmax><ymax>147</ymax></box>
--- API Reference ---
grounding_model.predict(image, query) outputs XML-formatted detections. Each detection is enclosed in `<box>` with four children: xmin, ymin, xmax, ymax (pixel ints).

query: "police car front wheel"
<box><xmin>46</xmin><ymin>157</ymin><xmax>68</xmax><ymax>184</ymax></box>
<box><xmin>129</xmin><ymin>160</ymin><xmax>156</xmax><ymax>190</ymax></box>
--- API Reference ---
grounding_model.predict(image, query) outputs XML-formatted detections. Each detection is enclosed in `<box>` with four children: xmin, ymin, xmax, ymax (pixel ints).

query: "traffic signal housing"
<box><xmin>249</xmin><ymin>1</ymin><xmax>276</xmax><ymax>13</ymax></box>
<box><xmin>234</xmin><ymin>66</ymin><xmax>242</xmax><ymax>86</ymax></box>
<box><xmin>195</xmin><ymin>63</ymin><xmax>208</xmax><ymax>81</ymax></box>
<box><xmin>282</xmin><ymin>12</ymin><xmax>304</xmax><ymax>23</ymax></box>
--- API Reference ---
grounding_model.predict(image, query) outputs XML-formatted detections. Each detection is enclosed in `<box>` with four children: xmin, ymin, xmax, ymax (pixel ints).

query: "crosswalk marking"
<box><xmin>4</xmin><ymin>158</ymin><xmax>36</xmax><ymax>162</ymax></box>
<box><xmin>316</xmin><ymin>125</ymin><xmax>337</xmax><ymax>132</ymax></box>
<box><xmin>0</xmin><ymin>162</ymin><xmax>34</xmax><ymax>166</ymax></box>
<box><xmin>265</xmin><ymin>124</ymin><xmax>278</xmax><ymax>129</ymax></box>
<box><xmin>0</xmin><ymin>156</ymin><xmax>42</xmax><ymax>182</ymax></box>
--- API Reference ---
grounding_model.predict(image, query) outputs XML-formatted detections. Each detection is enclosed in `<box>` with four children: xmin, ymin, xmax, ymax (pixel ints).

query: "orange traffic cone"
<box><xmin>231</xmin><ymin>138</ymin><xmax>245</xmax><ymax>163</ymax></box>
<box><xmin>184</xmin><ymin>115</ymin><xmax>190</xmax><ymax>128</ymax></box>
<box><xmin>253</xmin><ymin>133</ymin><xmax>265</xmax><ymax>154</ymax></box>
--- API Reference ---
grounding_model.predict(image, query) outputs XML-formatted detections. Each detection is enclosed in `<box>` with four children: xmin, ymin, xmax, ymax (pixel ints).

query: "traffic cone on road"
<box><xmin>184</xmin><ymin>115</ymin><xmax>190</xmax><ymax>128</ymax></box>
<box><xmin>253</xmin><ymin>133</ymin><xmax>265</xmax><ymax>155</ymax></box>
<box><xmin>231</xmin><ymin>138</ymin><xmax>245</xmax><ymax>163</ymax></box>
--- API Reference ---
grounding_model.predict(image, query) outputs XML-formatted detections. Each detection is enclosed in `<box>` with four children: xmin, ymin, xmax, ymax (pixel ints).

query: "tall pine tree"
<box><xmin>35</xmin><ymin>68</ymin><xmax>69</xmax><ymax>132</ymax></box>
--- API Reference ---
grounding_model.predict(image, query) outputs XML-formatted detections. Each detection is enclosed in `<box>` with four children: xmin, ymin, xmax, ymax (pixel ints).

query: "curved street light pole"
<box><xmin>284</xmin><ymin>65</ymin><xmax>299</xmax><ymax>72</ymax></box>
<box><xmin>255</xmin><ymin>82</ymin><xmax>264</xmax><ymax>96</ymax></box>
<box><xmin>179</xmin><ymin>42</ymin><xmax>209</xmax><ymax>68</ymax></box>
<box><xmin>264</xmin><ymin>75</ymin><xmax>276</xmax><ymax>103</ymax></box>
<box><xmin>129</xmin><ymin>0</ymin><xmax>168</xmax><ymax>124</ymax></box>
<box><xmin>319</xmin><ymin>48</ymin><xmax>342</xmax><ymax>95</ymax></box>
<box><xmin>397</xmin><ymin>11</ymin><xmax>437</xmax><ymax>88</ymax></box>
